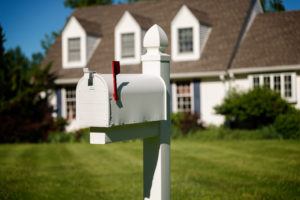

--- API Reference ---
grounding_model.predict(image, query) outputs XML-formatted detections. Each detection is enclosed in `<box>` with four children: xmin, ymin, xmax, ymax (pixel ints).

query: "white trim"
<box><xmin>171</xmin><ymin>71</ymin><xmax>225</xmax><ymax>79</ymax></box>
<box><xmin>229</xmin><ymin>64</ymin><xmax>300</xmax><ymax>74</ymax></box>
<box><xmin>55</xmin><ymin>78</ymin><xmax>80</xmax><ymax>85</ymax></box>
<box><xmin>62</xmin><ymin>17</ymin><xmax>87</xmax><ymax>68</ymax></box>
<box><xmin>114</xmin><ymin>11</ymin><xmax>142</xmax><ymax>65</ymax></box>
<box><xmin>171</xmin><ymin>5</ymin><xmax>200</xmax><ymax>62</ymax></box>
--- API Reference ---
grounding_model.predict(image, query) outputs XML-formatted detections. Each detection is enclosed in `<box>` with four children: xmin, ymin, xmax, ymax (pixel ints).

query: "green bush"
<box><xmin>215</xmin><ymin>87</ymin><xmax>294</xmax><ymax>129</ymax></box>
<box><xmin>274</xmin><ymin>111</ymin><xmax>300</xmax><ymax>139</ymax></box>
<box><xmin>171</xmin><ymin>112</ymin><xmax>202</xmax><ymax>137</ymax></box>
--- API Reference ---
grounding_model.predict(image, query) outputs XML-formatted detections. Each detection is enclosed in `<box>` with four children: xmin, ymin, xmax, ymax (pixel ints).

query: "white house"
<box><xmin>43</xmin><ymin>0</ymin><xmax>300</xmax><ymax>131</ymax></box>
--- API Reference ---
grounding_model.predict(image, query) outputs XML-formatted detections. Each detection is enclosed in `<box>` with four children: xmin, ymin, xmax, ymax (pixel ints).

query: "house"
<box><xmin>43</xmin><ymin>0</ymin><xmax>300</xmax><ymax>131</ymax></box>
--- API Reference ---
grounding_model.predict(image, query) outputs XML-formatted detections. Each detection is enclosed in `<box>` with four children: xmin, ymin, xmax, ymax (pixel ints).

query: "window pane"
<box><xmin>176</xmin><ymin>82</ymin><xmax>192</xmax><ymax>112</ymax></box>
<box><xmin>274</xmin><ymin>76</ymin><xmax>281</xmax><ymax>93</ymax></box>
<box><xmin>66</xmin><ymin>87</ymin><xmax>76</xmax><ymax>121</ymax></box>
<box><xmin>284</xmin><ymin>75</ymin><xmax>292</xmax><ymax>97</ymax></box>
<box><xmin>263</xmin><ymin>76</ymin><xmax>270</xmax><ymax>88</ymax></box>
<box><xmin>253</xmin><ymin>76</ymin><xmax>260</xmax><ymax>87</ymax></box>
<box><xmin>178</xmin><ymin>28</ymin><xmax>193</xmax><ymax>53</ymax></box>
<box><xmin>68</xmin><ymin>38</ymin><xmax>81</xmax><ymax>62</ymax></box>
<box><xmin>121</xmin><ymin>33</ymin><xmax>135</xmax><ymax>58</ymax></box>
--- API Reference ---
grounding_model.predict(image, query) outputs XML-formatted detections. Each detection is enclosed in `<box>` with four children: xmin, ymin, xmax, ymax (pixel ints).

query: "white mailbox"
<box><xmin>76</xmin><ymin>71</ymin><xmax>166</xmax><ymax>128</ymax></box>
<box><xmin>76</xmin><ymin>24</ymin><xmax>171</xmax><ymax>200</ymax></box>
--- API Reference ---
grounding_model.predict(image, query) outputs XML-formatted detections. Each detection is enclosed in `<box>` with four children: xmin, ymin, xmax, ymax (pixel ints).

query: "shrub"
<box><xmin>215</xmin><ymin>87</ymin><xmax>294</xmax><ymax>129</ymax></box>
<box><xmin>171</xmin><ymin>112</ymin><xmax>202</xmax><ymax>137</ymax></box>
<box><xmin>274</xmin><ymin>111</ymin><xmax>300</xmax><ymax>139</ymax></box>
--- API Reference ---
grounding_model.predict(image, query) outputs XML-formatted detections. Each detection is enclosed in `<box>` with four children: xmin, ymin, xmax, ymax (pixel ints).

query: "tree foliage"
<box><xmin>64</xmin><ymin>0</ymin><xmax>112</xmax><ymax>8</ymax></box>
<box><xmin>260</xmin><ymin>0</ymin><xmax>285</xmax><ymax>12</ymax></box>
<box><xmin>0</xmin><ymin>24</ymin><xmax>57</xmax><ymax>143</ymax></box>
<box><xmin>215</xmin><ymin>87</ymin><xmax>294</xmax><ymax>129</ymax></box>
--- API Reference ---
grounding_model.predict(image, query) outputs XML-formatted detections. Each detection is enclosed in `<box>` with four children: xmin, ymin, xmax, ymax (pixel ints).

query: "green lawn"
<box><xmin>0</xmin><ymin>139</ymin><xmax>299</xmax><ymax>200</ymax></box>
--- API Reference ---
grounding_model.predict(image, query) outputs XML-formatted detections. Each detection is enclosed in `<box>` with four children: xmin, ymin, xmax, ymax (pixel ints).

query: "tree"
<box><xmin>41</xmin><ymin>31</ymin><xmax>60</xmax><ymax>54</ymax></box>
<box><xmin>260</xmin><ymin>0</ymin><xmax>285</xmax><ymax>12</ymax></box>
<box><xmin>0</xmin><ymin>24</ymin><xmax>57</xmax><ymax>143</ymax></box>
<box><xmin>64</xmin><ymin>0</ymin><xmax>112</xmax><ymax>8</ymax></box>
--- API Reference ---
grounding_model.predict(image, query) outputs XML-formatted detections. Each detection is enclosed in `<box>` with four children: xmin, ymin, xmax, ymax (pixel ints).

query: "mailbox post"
<box><xmin>76</xmin><ymin>24</ymin><xmax>171</xmax><ymax>200</ymax></box>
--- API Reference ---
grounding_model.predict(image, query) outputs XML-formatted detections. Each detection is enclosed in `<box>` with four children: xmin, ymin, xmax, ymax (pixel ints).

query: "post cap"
<box><xmin>143</xmin><ymin>24</ymin><xmax>168</xmax><ymax>52</ymax></box>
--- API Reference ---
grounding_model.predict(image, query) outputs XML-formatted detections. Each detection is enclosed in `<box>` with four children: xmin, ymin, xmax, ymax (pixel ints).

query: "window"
<box><xmin>68</xmin><ymin>38</ymin><xmax>81</xmax><ymax>62</ymax></box>
<box><xmin>274</xmin><ymin>75</ymin><xmax>281</xmax><ymax>93</ymax></box>
<box><xmin>66</xmin><ymin>87</ymin><xmax>76</xmax><ymax>121</ymax></box>
<box><xmin>121</xmin><ymin>33</ymin><xmax>135</xmax><ymax>58</ymax></box>
<box><xmin>284</xmin><ymin>75</ymin><xmax>292</xmax><ymax>98</ymax></box>
<box><xmin>250</xmin><ymin>73</ymin><xmax>296</xmax><ymax>102</ymax></box>
<box><xmin>178</xmin><ymin>28</ymin><xmax>193</xmax><ymax>53</ymax></box>
<box><xmin>176</xmin><ymin>82</ymin><xmax>192</xmax><ymax>112</ymax></box>
<box><xmin>263</xmin><ymin>76</ymin><xmax>270</xmax><ymax>89</ymax></box>
<box><xmin>253</xmin><ymin>76</ymin><xmax>260</xmax><ymax>87</ymax></box>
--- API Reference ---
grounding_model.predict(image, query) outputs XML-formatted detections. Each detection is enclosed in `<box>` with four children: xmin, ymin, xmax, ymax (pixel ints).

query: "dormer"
<box><xmin>114</xmin><ymin>11</ymin><xmax>152</xmax><ymax>65</ymax></box>
<box><xmin>62</xmin><ymin>16</ymin><xmax>101</xmax><ymax>68</ymax></box>
<box><xmin>171</xmin><ymin>5</ymin><xmax>211</xmax><ymax>62</ymax></box>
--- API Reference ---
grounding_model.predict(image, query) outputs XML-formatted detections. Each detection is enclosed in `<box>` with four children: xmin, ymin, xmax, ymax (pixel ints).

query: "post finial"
<box><xmin>143</xmin><ymin>24</ymin><xmax>168</xmax><ymax>52</ymax></box>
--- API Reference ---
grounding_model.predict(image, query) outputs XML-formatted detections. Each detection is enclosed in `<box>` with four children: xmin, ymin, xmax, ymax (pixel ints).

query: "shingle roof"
<box><xmin>43</xmin><ymin>0</ymin><xmax>253</xmax><ymax>80</ymax></box>
<box><xmin>231</xmin><ymin>11</ymin><xmax>300</xmax><ymax>69</ymax></box>
<box><xmin>188</xmin><ymin>7</ymin><xmax>211</xmax><ymax>26</ymax></box>
<box><xmin>76</xmin><ymin>17</ymin><xmax>102</xmax><ymax>37</ymax></box>
<box><xmin>130</xmin><ymin>12</ymin><xmax>153</xmax><ymax>30</ymax></box>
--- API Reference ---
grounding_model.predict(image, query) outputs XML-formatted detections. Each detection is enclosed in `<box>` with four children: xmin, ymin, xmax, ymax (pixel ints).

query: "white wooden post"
<box><xmin>141</xmin><ymin>25</ymin><xmax>171</xmax><ymax>200</ymax></box>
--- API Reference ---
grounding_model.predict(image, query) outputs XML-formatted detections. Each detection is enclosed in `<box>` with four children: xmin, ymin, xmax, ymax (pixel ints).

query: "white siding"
<box><xmin>200</xmin><ymin>80</ymin><xmax>226</xmax><ymax>125</ymax></box>
<box><xmin>114</xmin><ymin>11</ymin><xmax>142</xmax><ymax>65</ymax></box>
<box><xmin>62</xmin><ymin>17</ymin><xmax>87</xmax><ymax>68</ymax></box>
<box><xmin>171</xmin><ymin>5</ymin><xmax>201</xmax><ymax>61</ymax></box>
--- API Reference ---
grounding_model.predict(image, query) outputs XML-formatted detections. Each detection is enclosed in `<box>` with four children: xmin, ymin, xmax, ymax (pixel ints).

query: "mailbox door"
<box><xmin>76</xmin><ymin>74</ymin><xmax>110</xmax><ymax>127</ymax></box>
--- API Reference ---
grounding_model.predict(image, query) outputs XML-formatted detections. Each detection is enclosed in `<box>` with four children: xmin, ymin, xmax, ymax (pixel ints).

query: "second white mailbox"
<box><xmin>76</xmin><ymin>68</ymin><xmax>166</xmax><ymax>128</ymax></box>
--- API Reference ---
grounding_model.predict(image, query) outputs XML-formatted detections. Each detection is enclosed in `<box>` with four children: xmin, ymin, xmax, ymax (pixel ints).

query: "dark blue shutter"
<box><xmin>193</xmin><ymin>81</ymin><xmax>200</xmax><ymax>116</ymax></box>
<box><xmin>169</xmin><ymin>83</ymin><xmax>173</xmax><ymax>113</ymax></box>
<box><xmin>56</xmin><ymin>89</ymin><xmax>62</xmax><ymax>117</ymax></box>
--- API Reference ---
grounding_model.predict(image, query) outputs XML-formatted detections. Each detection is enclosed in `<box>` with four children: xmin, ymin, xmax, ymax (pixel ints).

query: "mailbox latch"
<box><xmin>88</xmin><ymin>72</ymin><xmax>94</xmax><ymax>86</ymax></box>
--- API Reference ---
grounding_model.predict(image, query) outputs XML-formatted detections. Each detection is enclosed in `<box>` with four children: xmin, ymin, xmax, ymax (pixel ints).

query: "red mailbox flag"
<box><xmin>112</xmin><ymin>61</ymin><xmax>120</xmax><ymax>101</ymax></box>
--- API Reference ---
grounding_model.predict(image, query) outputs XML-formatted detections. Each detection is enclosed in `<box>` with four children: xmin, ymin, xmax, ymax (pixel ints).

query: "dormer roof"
<box><xmin>76</xmin><ymin>17</ymin><xmax>102</xmax><ymax>37</ymax></box>
<box><xmin>188</xmin><ymin>6</ymin><xmax>211</xmax><ymax>26</ymax></box>
<box><xmin>130</xmin><ymin>12</ymin><xmax>153</xmax><ymax>30</ymax></box>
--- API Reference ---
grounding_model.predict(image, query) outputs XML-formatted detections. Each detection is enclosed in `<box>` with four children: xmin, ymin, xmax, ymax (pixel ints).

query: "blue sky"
<box><xmin>0</xmin><ymin>0</ymin><xmax>300</xmax><ymax>58</ymax></box>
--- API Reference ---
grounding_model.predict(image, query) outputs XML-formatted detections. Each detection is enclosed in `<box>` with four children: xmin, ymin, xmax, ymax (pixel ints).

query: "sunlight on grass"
<box><xmin>0</xmin><ymin>140</ymin><xmax>299</xmax><ymax>200</ymax></box>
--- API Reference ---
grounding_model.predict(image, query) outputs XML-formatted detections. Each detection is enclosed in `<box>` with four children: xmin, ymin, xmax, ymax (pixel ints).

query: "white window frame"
<box><xmin>67</xmin><ymin>37</ymin><xmax>81</xmax><ymax>62</ymax></box>
<box><xmin>121</xmin><ymin>32</ymin><xmax>135</xmax><ymax>58</ymax></box>
<box><xmin>173</xmin><ymin>82</ymin><xmax>194</xmax><ymax>113</ymax></box>
<box><xmin>115</xmin><ymin>11</ymin><xmax>142</xmax><ymax>65</ymax></box>
<box><xmin>64</xmin><ymin>87</ymin><xmax>76</xmax><ymax>121</ymax></box>
<box><xmin>249</xmin><ymin>72</ymin><xmax>297</xmax><ymax>102</ymax></box>
<box><xmin>171</xmin><ymin>5</ymin><xmax>201</xmax><ymax>62</ymax></box>
<box><xmin>62</xmin><ymin>17</ymin><xmax>87</xmax><ymax>68</ymax></box>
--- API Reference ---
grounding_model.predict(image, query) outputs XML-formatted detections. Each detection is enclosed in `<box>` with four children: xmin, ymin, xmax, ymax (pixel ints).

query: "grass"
<box><xmin>0</xmin><ymin>139</ymin><xmax>299</xmax><ymax>200</ymax></box>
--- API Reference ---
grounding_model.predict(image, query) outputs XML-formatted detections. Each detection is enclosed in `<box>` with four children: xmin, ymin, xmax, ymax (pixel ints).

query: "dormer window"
<box><xmin>121</xmin><ymin>33</ymin><xmax>135</xmax><ymax>58</ymax></box>
<box><xmin>62</xmin><ymin>16</ymin><xmax>101</xmax><ymax>68</ymax></box>
<box><xmin>171</xmin><ymin>5</ymin><xmax>211</xmax><ymax>62</ymax></box>
<box><xmin>178</xmin><ymin>28</ymin><xmax>193</xmax><ymax>53</ymax></box>
<box><xmin>68</xmin><ymin>38</ymin><xmax>81</xmax><ymax>62</ymax></box>
<box><xmin>115</xmin><ymin>11</ymin><xmax>152</xmax><ymax>65</ymax></box>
